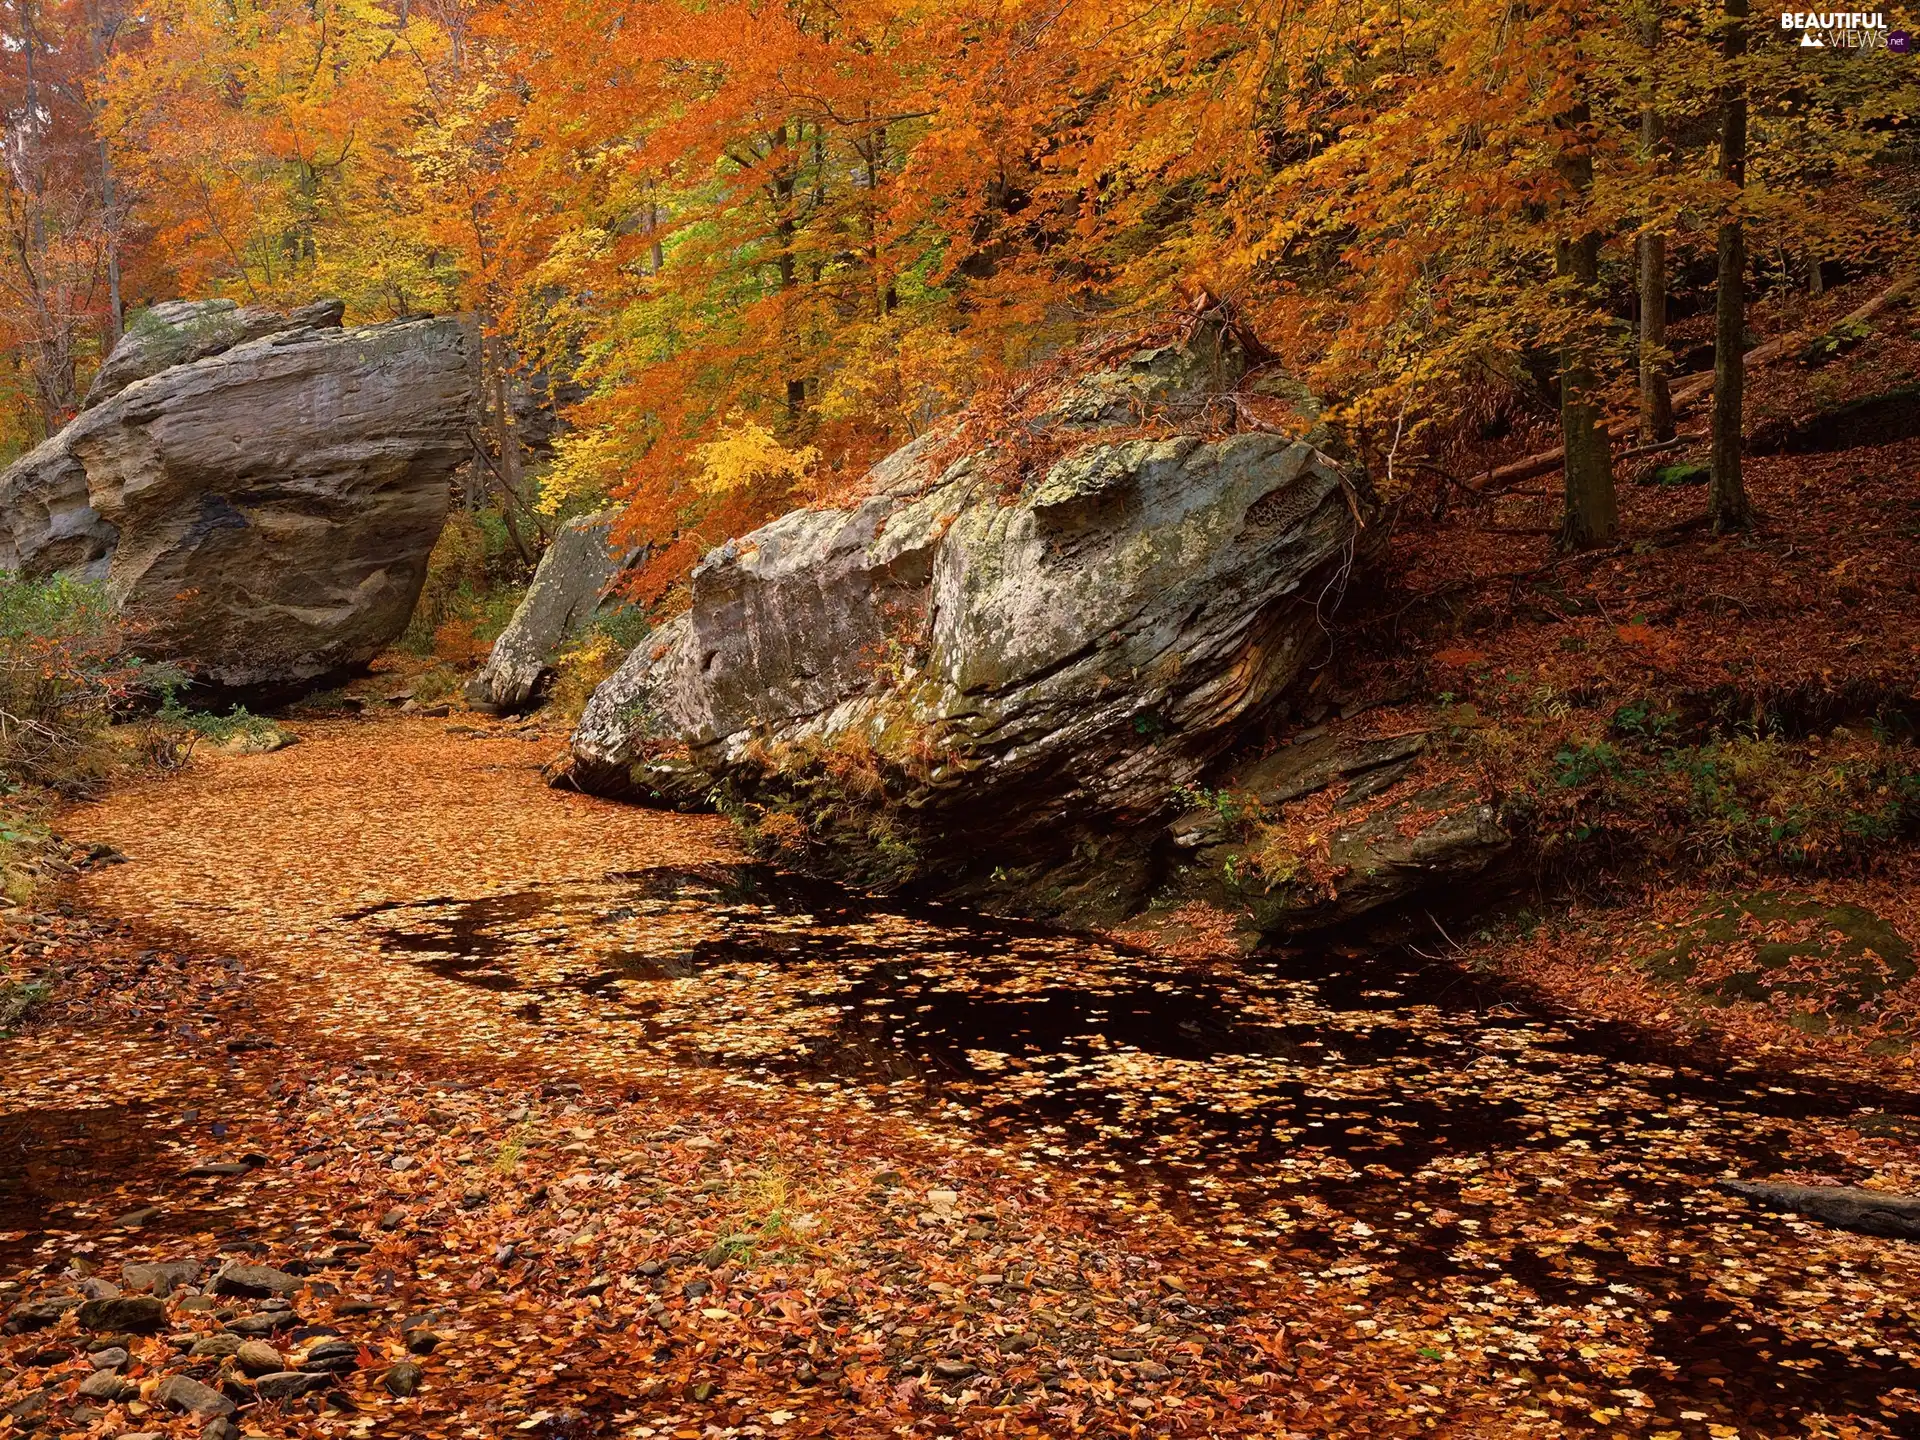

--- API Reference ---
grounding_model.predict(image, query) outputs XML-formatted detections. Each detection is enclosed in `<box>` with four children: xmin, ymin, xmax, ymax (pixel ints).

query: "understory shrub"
<box><xmin>401</xmin><ymin>507</ymin><xmax>531</xmax><ymax>661</ymax></box>
<box><xmin>0</xmin><ymin>575</ymin><xmax>161</xmax><ymax>793</ymax></box>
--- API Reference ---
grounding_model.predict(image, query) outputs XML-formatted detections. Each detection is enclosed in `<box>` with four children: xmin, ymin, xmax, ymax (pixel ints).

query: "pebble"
<box><xmin>254</xmin><ymin>1370</ymin><xmax>332</xmax><ymax>1400</ymax></box>
<box><xmin>377</xmin><ymin>1207</ymin><xmax>407</xmax><ymax>1230</ymax></box>
<box><xmin>153</xmin><ymin>1374</ymin><xmax>236</xmax><ymax>1417</ymax></box>
<box><xmin>89</xmin><ymin>1346</ymin><xmax>130</xmax><ymax>1370</ymax></box>
<box><xmin>211</xmin><ymin>1261</ymin><xmax>302</xmax><ymax>1299</ymax></box>
<box><xmin>382</xmin><ymin>1359</ymin><xmax>425</xmax><ymax>1397</ymax></box>
<box><xmin>189</xmin><ymin>1333</ymin><xmax>244</xmax><ymax>1358</ymax></box>
<box><xmin>203</xmin><ymin>1419</ymin><xmax>241</xmax><ymax>1440</ymax></box>
<box><xmin>234</xmin><ymin>1338</ymin><xmax>284</xmax><ymax>1374</ymax></box>
<box><xmin>404</xmin><ymin>1327</ymin><xmax>443</xmax><ymax>1355</ymax></box>
<box><xmin>77</xmin><ymin>1295</ymin><xmax>167</xmax><ymax>1333</ymax></box>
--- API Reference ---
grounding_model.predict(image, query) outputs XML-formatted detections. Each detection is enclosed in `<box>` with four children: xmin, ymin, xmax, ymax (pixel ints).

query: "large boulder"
<box><xmin>0</xmin><ymin>300</ymin><xmax>476</xmax><ymax>695</ymax></box>
<box><xmin>466</xmin><ymin>509</ymin><xmax>639</xmax><ymax>713</ymax></box>
<box><xmin>566</xmin><ymin>307</ymin><xmax>1369</xmax><ymax>909</ymax></box>
<box><xmin>84</xmin><ymin>297</ymin><xmax>346</xmax><ymax>409</ymax></box>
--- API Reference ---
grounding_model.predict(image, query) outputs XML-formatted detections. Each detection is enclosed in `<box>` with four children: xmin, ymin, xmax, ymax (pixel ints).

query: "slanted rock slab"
<box><xmin>467</xmin><ymin>508</ymin><xmax>639</xmax><ymax>713</ymax></box>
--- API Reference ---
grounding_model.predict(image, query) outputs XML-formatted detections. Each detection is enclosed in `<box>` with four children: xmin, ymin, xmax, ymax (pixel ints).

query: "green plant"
<box><xmin>154</xmin><ymin>694</ymin><xmax>278</xmax><ymax>744</ymax></box>
<box><xmin>0</xmin><ymin>575</ymin><xmax>164</xmax><ymax>793</ymax></box>
<box><xmin>1797</xmin><ymin>317</ymin><xmax>1871</xmax><ymax>366</ymax></box>
<box><xmin>1552</xmin><ymin>739</ymin><xmax>1620</xmax><ymax>788</ymax></box>
<box><xmin>0</xmin><ymin>975</ymin><xmax>51</xmax><ymax>1034</ymax></box>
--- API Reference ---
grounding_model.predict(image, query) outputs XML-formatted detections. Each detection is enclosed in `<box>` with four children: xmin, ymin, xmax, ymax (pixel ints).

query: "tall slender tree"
<box><xmin>1710</xmin><ymin>0</ymin><xmax>1753</xmax><ymax>532</ymax></box>
<box><xmin>1556</xmin><ymin>97</ymin><xmax>1617</xmax><ymax>551</ymax></box>
<box><xmin>1636</xmin><ymin>1</ymin><xmax>1673</xmax><ymax>445</ymax></box>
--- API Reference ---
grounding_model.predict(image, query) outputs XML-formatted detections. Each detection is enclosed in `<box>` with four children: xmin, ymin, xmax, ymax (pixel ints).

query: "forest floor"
<box><xmin>1</xmin><ymin>717</ymin><xmax>1919</xmax><ymax>1440</ymax></box>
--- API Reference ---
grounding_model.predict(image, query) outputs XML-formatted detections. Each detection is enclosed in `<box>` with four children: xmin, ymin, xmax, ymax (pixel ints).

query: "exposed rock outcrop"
<box><xmin>466</xmin><ymin>510</ymin><xmax>638</xmax><ymax>714</ymax></box>
<box><xmin>84</xmin><ymin>297</ymin><xmax>347</xmax><ymax>409</ymax></box>
<box><xmin>1718</xmin><ymin>1180</ymin><xmax>1920</xmax><ymax>1240</ymax></box>
<box><xmin>567</xmin><ymin>308</ymin><xmax>1368</xmax><ymax>909</ymax></box>
<box><xmin>0</xmin><ymin>299</ymin><xmax>476</xmax><ymax>695</ymax></box>
<box><xmin>1167</xmin><ymin>728</ymin><xmax>1515</xmax><ymax>934</ymax></box>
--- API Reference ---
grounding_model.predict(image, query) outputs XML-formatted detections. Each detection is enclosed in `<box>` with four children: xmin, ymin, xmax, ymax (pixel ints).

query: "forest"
<box><xmin>0</xmin><ymin>1</ymin><xmax>1917</xmax><ymax>1438</ymax></box>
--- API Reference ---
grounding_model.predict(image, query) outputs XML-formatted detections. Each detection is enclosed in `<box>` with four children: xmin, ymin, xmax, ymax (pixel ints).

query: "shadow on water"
<box><xmin>345</xmin><ymin>864</ymin><xmax>1920</xmax><ymax>1435</ymax></box>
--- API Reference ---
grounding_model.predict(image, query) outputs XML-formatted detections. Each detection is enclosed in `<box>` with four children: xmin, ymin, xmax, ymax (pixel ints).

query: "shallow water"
<box><xmin>342</xmin><ymin>863</ymin><xmax>1920</xmax><ymax>1434</ymax></box>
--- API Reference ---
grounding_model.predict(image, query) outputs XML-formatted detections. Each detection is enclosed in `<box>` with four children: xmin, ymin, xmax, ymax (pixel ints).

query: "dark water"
<box><xmin>345</xmin><ymin>864</ymin><xmax>1920</xmax><ymax>1436</ymax></box>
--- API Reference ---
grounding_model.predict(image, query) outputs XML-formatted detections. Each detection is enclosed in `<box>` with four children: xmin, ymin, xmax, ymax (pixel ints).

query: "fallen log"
<box><xmin>1717</xmin><ymin>1179</ymin><xmax>1920</xmax><ymax>1240</ymax></box>
<box><xmin>1466</xmin><ymin>274</ymin><xmax>1917</xmax><ymax>494</ymax></box>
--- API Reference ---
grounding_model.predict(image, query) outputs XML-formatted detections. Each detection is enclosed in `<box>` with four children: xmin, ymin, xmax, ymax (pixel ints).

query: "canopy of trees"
<box><xmin>3</xmin><ymin>0</ymin><xmax>1916</xmax><ymax>593</ymax></box>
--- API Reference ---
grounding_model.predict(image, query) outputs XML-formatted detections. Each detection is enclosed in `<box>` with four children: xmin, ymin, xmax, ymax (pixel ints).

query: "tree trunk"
<box><xmin>1555</xmin><ymin>100</ymin><xmax>1616</xmax><ymax>551</ymax></box>
<box><xmin>480</xmin><ymin>324</ymin><xmax>537</xmax><ymax>564</ymax></box>
<box><xmin>1558</xmin><ymin>258</ymin><xmax>1618</xmax><ymax>549</ymax></box>
<box><xmin>1636</xmin><ymin>9</ymin><xmax>1673</xmax><ymax>444</ymax></box>
<box><xmin>1710</xmin><ymin>0</ymin><xmax>1753</xmax><ymax>533</ymax></box>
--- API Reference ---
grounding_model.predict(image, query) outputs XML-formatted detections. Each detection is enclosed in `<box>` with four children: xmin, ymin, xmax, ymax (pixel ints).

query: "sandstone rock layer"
<box><xmin>0</xmin><ymin>300</ymin><xmax>475</xmax><ymax>695</ymax></box>
<box><xmin>568</xmin><ymin>312</ymin><xmax>1366</xmax><ymax>904</ymax></box>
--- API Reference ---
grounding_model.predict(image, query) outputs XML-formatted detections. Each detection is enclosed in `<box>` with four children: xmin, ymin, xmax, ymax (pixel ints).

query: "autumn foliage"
<box><xmin>2</xmin><ymin>0</ymin><xmax>1916</xmax><ymax>594</ymax></box>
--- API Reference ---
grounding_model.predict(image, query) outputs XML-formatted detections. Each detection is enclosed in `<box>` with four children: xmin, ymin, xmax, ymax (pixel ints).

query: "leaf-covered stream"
<box><xmin>28</xmin><ymin>718</ymin><xmax>1920</xmax><ymax>1439</ymax></box>
<box><xmin>345</xmin><ymin>863</ymin><xmax>1920</xmax><ymax>1434</ymax></box>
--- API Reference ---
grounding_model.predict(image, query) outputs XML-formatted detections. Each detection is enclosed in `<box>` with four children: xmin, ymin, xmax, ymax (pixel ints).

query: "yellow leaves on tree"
<box><xmin>690</xmin><ymin>418</ymin><xmax>818</xmax><ymax>499</ymax></box>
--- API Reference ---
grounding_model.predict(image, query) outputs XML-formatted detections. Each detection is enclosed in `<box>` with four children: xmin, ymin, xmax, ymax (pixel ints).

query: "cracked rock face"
<box><xmin>0</xmin><ymin>299</ymin><xmax>476</xmax><ymax>695</ymax></box>
<box><xmin>466</xmin><ymin>509</ymin><xmax>639</xmax><ymax>714</ymax></box>
<box><xmin>568</xmin><ymin>314</ymin><xmax>1365</xmax><ymax>897</ymax></box>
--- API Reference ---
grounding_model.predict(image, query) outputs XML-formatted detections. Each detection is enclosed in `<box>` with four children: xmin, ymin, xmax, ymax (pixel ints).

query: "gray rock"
<box><xmin>1168</xmin><ymin>732</ymin><xmax>1430</xmax><ymax>850</ymax></box>
<box><xmin>226</xmin><ymin>1311</ymin><xmax>297</xmax><ymax>1336</ymax></box>
<box><xmin>1718</xmin><ymin>1180</ymin><xmax>1920</xmax><ymax>1239</ymax></box>
<box><xmin>382</xmin><ymin>1359</ymin><xmax>425</xmax><ymax>1397</ymax></box>
<box><xmin>152</xmin><ymin>1374</ymin><xmax>235</xmax><ymax>1417</ymax></box>
<box><xmin>121</xmin><ymin>1260</ymin><xmax>201</xmax><ymax>1296</ymax></box>
<box><xmin>210</xmin><ymin>1261</ymin><xmax>302</xmax><ymax>1299</ymax></box>
<box><xmin>234</xmin><ymin>1338</ymin><xmax>283</xmax><ymax>1375</ymax></box>
<box><xmin>188</xmin><ymin>1333</ymin><xmax>244</xmax><ymax>1358</ymax></box>
<box><xmin>0</xmin><ymin>305</ymin><xmax>475</xmax><ymax>697</ymax></box>
<box><xmin>467</xmin><ymin>509</ymin><xmax>639</xmax><ymax>713</ymax></box>
<box><xmin>88</xmin><ymin>1346</ymin><xmax>130</xmax><ymax>1370</ymax></box>
<box><xmin>566</xmin><ymin>310</ymin><xmax>1365</xmax><ymax>908</ymax></box>
<box><xmin>299</xmin><ymin>1338</ymin><xmax>359</xmax><ymax>1374</ymax></box>
<box><xmin>202</xmin><ymin>1419</ymin><xmax>242</xmax><ymax>1440</ymax></box>
<box><xmin>4</xmin><ymin>1296</ymin><xmax>77</xmax><ymax>1333</ymax></box>
<box><xmin>77</xmin><ymin>1295</ymin><xmax>167</xmax><ymax>1333</ymax></box>
<box><xmin>253</xmin><ymin>1370</ymin><xmax>332</xmax><ymax>1401</ymax></box>
<box><xmin>83</xmin><ymin>298</ymin><xmax>345</xmax><ymax>409</ymax></box>
<box><xmin>1208</xmin><ymin>778</ymin><xmax>1512</xmax><ymax>936</ymax></box>
<box><xmin>77</xmin><ymin>1369</ymin><xmax>138</xmax><ymax>1401</ymax></box>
